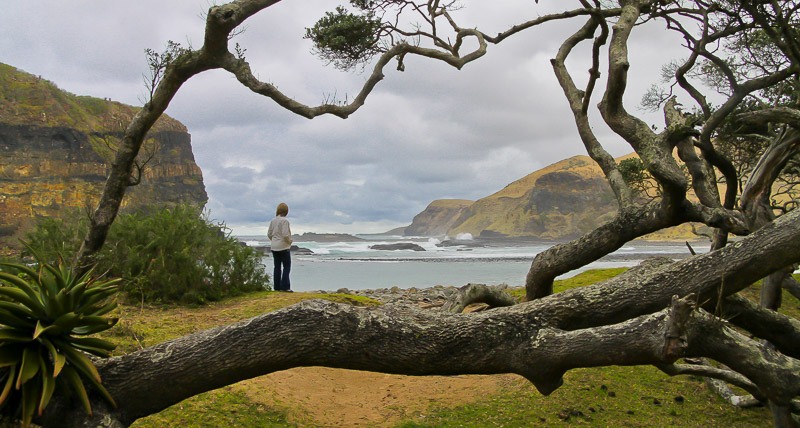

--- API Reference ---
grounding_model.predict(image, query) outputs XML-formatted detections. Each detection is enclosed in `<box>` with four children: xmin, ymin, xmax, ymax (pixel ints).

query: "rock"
<box><xmin>368</xmin><ymin>243</ymin><xmax>426</xmax><ymax>251</ymax></box>
<box><xmin>332</xmin><ymin>284</ymin><xmax>519</xmax><ymax>308</ymax></box>
<box><xmin>291</xmin><ymin>245</ymin><xmax>314</xmax><ymax>255</ymax></box>
<box><xmin>251</xmin><ymin>245</ymin><xmax>314</xmax><ymax>255</ymax></box>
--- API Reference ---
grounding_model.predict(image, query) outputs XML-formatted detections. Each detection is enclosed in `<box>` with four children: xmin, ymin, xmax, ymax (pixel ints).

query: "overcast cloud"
<box><xmin>2</xmin><ymin>1</ymin><xmax>687</xmax><ymax>235</ymax></box>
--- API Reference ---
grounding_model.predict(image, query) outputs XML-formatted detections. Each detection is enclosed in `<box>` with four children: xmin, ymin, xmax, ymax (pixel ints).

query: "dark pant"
<box><xmin>271</xmin><ymin>249</ymin><xmax>291</xmax><ymax>291</ymax></box>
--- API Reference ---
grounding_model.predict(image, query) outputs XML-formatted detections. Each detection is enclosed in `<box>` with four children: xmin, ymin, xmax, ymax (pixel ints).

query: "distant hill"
<box><xmin>0</xmin><ymin>63</ymin><xmax>207</xmax><ymax>249</ymax></box>
<box><xmin>403</xmin><ymin>155</ymin><xmax>706</xmax><ymax>240</ymax></box>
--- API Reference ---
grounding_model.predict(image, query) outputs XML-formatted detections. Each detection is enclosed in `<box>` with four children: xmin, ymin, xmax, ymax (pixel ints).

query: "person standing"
<box><xmin>267</xmin><ymin>202</ymin><xmax>293</xmax><ymax>291</ymax></box>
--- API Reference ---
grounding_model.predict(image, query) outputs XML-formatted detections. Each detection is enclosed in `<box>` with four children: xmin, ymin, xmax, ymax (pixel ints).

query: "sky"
<box><xmin>1</xmin><ymin>1</ymin><xmax>688</xmax><ymax>236</ymax></box>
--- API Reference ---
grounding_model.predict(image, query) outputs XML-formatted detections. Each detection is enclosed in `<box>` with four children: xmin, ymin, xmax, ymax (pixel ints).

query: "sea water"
<box><xmin>241</xmin><ymin>235</ymin><xmax>705</xmax><ymax>292</ymax></box>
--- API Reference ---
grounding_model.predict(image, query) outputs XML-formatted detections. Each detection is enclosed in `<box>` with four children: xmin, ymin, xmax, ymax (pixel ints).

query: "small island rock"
<box><xmin>369</xmin><ymin>243</ymin><xmax>426</xmax><ymax>251</ymax></box>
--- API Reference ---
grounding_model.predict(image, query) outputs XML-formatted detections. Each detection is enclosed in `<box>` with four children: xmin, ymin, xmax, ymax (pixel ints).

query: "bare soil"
<box><xmin>236</xmin><ymin>367</ymin><xmax>519</xmax><ymax>427</ymax></box>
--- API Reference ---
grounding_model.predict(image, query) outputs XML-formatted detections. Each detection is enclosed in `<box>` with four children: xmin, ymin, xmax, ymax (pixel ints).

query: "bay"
<box><xmin>242</xmin><ymin>235</ymin><xmax>706</xmax><ymax>292</ymax></box>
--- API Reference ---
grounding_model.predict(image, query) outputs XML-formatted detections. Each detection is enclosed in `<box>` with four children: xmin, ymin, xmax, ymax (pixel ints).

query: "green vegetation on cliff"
<box><xmin>0</xmin><ymin>62</ymin><xmax>184</xmax><ymax>134</ymax></box>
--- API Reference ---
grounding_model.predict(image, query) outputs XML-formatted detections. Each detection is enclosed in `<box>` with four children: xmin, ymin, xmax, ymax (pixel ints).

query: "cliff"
<box><xmin>0</xmin><ymin>63</ymin><xmax>207</xmax><ymax>248</ymax></box>
<box><xmin>404</xmin><ymin>199</ymin><xmax>473</xmax><ymax>237</ymax></box>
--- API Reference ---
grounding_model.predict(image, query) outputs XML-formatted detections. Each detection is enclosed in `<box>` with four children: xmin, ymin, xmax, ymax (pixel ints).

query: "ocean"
<box><xmin>241</xmin><ymin>235</ymin><xmax>706</xmax><ymax>292</ymax></box>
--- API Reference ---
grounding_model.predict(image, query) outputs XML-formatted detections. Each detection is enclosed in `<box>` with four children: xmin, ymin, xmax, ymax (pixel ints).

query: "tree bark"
<box><xmin>442</xmin><ymin>283</ymin><xmax>516</xmax><ymax>313</ymax></box>
<box><xmin>715</xmin><ymin>294</ymin><xmax>800</xmax><ymax>359</ymax></box>
<box><xmin>39</xmin><ymin>207</ymin><xmax>800</xmax><ymax>427</ymax></box>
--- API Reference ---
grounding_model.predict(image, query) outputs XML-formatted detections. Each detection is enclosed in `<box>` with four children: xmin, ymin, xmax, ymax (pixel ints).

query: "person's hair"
<box><xmin>276</xmin><ymin>202</ymin><xmax>289</xmax><ymax>216</ymax></box>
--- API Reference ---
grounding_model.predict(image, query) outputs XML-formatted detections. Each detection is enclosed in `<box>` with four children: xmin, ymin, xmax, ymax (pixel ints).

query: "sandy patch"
<box><xmin>236</xmin><ymin>367</ymin><xmax>517</xmax><ymax>427</ymax></box>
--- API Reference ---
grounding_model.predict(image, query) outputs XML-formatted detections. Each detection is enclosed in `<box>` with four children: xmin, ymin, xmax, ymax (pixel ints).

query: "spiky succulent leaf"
<box><xmin>38</xmin><ymin>337</ymin><xmax>65</xmax><ymax>378</ymax></box>
<box><xmin>0</xmin><ymin>262</ymin><xmax>38</xmax><ymax>283</ymax></box>
<box><xmin>0</xmin><ymin>301</ymin><xmax>35</xmax><ymax>321</ymax></box>
<box><xmin>0</xmin><ymin>277</ymin><xmax>46</xmax><ymax>319</ymax></box>
<box><xmin>37</xmin><ymin>354</ymin><xmax>55</xmax><ymax>416</ymax></box>
<box><xmin>0</xmin><ymin>328</ymin><xmax>32</xmax><ymax>343</ymax></box>
<box><xmin>0</xmin><ymin>366</ymin><xmax>15</xmax><ymax>406</ymax></box>
<box><xmin>16</xmin><ymin>347</ymin><xmax>41</xmax><ymax>390</ymax></box>
<box><xmin>0</xmin><ymin>271</ymin><xmax>40</xmax><ymax>303</ymax></box>
<box><xmin>71</xmin><ymin>317</ymin><xmax>118</xmax><ymax>336</ymax></box>
<box><xmin>60</xmin><ymin>366</ymin><xmax>92</xmax><ymax>415</ymax></box>
<box><xmin>57</xmin><ymin>342</ymin><xmax>101</xmax><ymax>384</ymax></box>
<box><xmin>0</xmin><ymin>309</ymin><xmax>35</xmax><ymax>330</ymax></box>
<box><xmin>0</xmin><ymin>346</ymin><xmax>22</xmax><ymax>368</ymax></box>
<box><xmin>69</xmin><ymin>336</ymin><xmax>116</xmax><ymax>358</ymax></box>
<box><xmin>20</xmin><ymin>376</ymin><xmax>39</xmax><ymax>427</ymax></box>
<box><xmin>86</xmin><ymin>301</ymin><xmax>118</xmax><ymax>317</ymax></box>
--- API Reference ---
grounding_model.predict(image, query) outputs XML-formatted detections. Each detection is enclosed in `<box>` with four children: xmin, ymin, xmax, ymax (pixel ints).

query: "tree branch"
<box><xmin>550</xmin><ymin>16</ymin><xmax>633</xmax><ymax>205</ymax></box>
<box><xmin>656</xmin><ymin>360</ymin><xmax>765</xmax><ymax>402</ymax></box>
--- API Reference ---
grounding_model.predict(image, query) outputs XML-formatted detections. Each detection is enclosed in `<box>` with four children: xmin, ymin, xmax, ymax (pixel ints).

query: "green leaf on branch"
<box><xmin>305</xmin><ymin>6</ymin><xmax>383</xmax><ymax>71</ymax></box>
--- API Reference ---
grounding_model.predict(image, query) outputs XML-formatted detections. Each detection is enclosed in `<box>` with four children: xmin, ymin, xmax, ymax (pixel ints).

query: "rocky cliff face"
<box><xmin>404</xmin><ymin>199</ymin><xmax>473</xmax><ymax>237</ymax></box>
<box><xmin>0</xmin><ymin>63</ymin><xmax>207</xmax><ymax>248</ymax></box>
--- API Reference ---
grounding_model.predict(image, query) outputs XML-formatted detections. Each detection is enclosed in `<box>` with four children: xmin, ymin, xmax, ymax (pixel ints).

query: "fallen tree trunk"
<box><xmin>41</xmin><ymin>208</ymin><xmax>800</xmax><ymax>427</ymax></box>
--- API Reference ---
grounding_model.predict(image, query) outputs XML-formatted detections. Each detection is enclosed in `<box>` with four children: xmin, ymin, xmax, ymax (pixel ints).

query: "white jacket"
<box><xmin>267</xmin><ymin>216</ymin><xmax>293</xmax><ymax>251</ymax></box>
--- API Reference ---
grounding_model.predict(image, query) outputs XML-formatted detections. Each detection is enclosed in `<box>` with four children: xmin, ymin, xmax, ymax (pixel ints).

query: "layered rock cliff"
<box><xmin>0</xmin><ymin>63</ymin><xmax>207</xmax><ymax>248</ymax></box>
<box><xmin>404</xmin><ymin>199</ymin><xmax>473</xmax><ymax>237</ymax></box>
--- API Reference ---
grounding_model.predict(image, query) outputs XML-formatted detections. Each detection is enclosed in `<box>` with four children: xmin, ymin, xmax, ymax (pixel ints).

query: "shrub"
<box><xmin>25</xmin><ymin>205</ymin><xmax>269</xmax><ymax>305</ymax></box>
<box><xmin>21</xmin><ymin>212</ymin><xmax>88</xmax><ymax>265</ymax></box>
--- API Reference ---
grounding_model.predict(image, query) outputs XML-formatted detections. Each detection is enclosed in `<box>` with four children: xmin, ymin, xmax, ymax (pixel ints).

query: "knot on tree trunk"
<box><xmin>442</xmin><ymin>283</ymin><xmax>517</xmax><ymax>313</ymax></box>
<box><xmin>662</xmin><ymin>294</ymin><xmax>695</xmax><ymax>361</ymax></box>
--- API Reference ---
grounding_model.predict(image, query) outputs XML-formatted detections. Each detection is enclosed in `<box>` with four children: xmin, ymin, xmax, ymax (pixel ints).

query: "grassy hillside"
<box><xmin>0</xmin><ymin>63</ymin><xmax>184</xmax><ymax>135</ymax></box>
<box><xmin>0</xmin><ymin>63</ymin><xmax>207</xmax><ymax>250</ymax></box>
<box><xmin>487</xmin><ymin>155</ymin><xmax>607</xmax><ymax>200</ymax></box>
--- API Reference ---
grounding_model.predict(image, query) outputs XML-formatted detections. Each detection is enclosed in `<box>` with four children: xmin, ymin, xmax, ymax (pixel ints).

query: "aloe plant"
<box><xmin>0</xmin><ymin>256</ymin><xmax>119</xmax><ymax>427</ymax></box>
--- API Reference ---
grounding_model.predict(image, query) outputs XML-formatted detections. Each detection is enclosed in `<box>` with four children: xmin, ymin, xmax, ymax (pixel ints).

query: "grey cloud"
<box><xmin>2</xmin><ymin>1</ymin><xmax>686</xmax><ymax>234</ymax></box>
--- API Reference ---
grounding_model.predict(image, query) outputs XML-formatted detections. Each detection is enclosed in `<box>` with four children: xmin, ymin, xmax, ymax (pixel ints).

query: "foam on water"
<box><xmin>243</xmin><ymin>235</ymin><xmax>706</xmax><ymax>291</ymax></box>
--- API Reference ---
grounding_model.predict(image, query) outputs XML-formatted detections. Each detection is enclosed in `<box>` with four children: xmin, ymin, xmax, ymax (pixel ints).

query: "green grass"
<box><xmin>396</xmin><ymin>367</ymin><xmax>769</xmax><ymax>428</ymax></box>
<box><xmin>103</xmin><ymin>270</ymin><xmax>793</xmax><ymax>427</ymax></box>
<box><xmin>506</xmin><ymin>268</ymin><xmax>629</xmax><ymax>301</ymax></box>
<box><xmin>133</xmin><ymin>386</ymin><xmax>291</xmax><ymax>428</ymax></box>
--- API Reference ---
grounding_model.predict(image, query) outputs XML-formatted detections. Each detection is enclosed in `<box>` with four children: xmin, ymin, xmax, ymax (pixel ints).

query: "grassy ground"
<box><xmin>97</xmin><ymin>269</ymin><xmax>795</xmax><ymax>427</ymax></box>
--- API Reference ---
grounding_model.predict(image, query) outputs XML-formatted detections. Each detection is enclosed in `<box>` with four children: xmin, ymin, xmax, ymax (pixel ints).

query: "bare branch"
<box><xmin>656</xmin><ymin>359</ymin><xmax>765</xmax><ymax>402</ymax></box>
